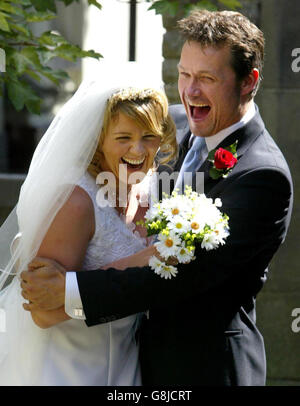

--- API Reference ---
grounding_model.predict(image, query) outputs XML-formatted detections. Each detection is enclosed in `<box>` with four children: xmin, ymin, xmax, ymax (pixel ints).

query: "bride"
<box><xmin>0</xmin><ymin>76</ymin><xmax>177</xmax><ymax>385</ymax></box>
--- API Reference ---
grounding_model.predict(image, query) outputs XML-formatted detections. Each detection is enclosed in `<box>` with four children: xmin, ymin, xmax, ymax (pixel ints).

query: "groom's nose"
<box><xmin>186</xmin><ymin>78</ymin><xmax>202</xmax><ymax>98</ymax></box>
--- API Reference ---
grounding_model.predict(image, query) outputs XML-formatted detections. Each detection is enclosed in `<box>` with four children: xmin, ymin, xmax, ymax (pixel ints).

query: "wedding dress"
<box><xmin>0</xmin><ymin>171</ymin><xmax>152</xmax><ymax>385</ymax></box>
<box><xmin>42</xmin><ymin>171</ymin><xmax>152</xmax><ymax>386</ymax></box>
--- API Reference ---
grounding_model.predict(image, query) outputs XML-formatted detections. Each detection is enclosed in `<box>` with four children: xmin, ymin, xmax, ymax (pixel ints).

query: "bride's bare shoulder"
<box><xmin>46</xmin><ymin>185</ymin><xmax>95</xmax><ymax>243</ymax></box>
<box><xmin>62</xmin><ymin>185</ymin><xmax>94</xmax><ymax>217</ymax></box>
<box><xmin>37</xmin><ymin>185</ymin><xmax>95</xmax><ymax>268</ymax></box>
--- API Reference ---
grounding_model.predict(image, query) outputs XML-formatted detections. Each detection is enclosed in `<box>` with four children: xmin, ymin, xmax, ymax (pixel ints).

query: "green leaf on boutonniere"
<box><xmin>226</xmin><ymin>140</ymin><xmax>238</xmax><ymax>156</ymax></box>
<box><xmin>209</xmin><ymin>166</ymin><xmax>223</xmax><ymax>179</ymax></box>
<box><xmin>207</xmin><ymin>149</ymin><xmax>216</xmax><ymax>162</ymax></box>
<box><xmin>209</xmin><ymin>166</ymin><xmax>231</xmax><ymax>179</ymax></box>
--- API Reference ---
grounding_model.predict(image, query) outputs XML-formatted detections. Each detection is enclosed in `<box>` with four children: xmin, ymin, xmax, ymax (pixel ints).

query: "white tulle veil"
<box><xmin>0</xmin><ymin>67</ymin><xmax>163</xmax><ymax>385</ymax></box>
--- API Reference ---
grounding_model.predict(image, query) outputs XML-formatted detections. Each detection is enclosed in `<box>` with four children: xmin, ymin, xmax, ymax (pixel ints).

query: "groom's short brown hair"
<box><xmin>178</xmin><ymin>10</ymin><xmax>265</xmax><ymax>96</ymax></box>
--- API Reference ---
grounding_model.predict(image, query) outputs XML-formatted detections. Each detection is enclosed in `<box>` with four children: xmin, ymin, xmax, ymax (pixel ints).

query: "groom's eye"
<box><xmin>201</xmin><ymin>75</ymin><xmax>214</xmax><ymax>82</ymax></box>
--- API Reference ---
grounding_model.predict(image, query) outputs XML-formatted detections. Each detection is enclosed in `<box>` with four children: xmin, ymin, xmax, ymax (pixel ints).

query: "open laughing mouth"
<box><xmin>121</xmin><ymin>156</ymin><xmax>146</xmax><ymax>170</ymax></box>
<box><xmin>189</xmin><ymin>103</ymin><xmax>211</xmax><ymax>121</ymax></box>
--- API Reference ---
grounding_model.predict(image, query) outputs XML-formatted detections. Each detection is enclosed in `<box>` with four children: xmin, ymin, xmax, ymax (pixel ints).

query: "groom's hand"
<box><xmin>20</xmin><ymin>257</ymin><xmax>67</xmax><ymax>311</ymax></box>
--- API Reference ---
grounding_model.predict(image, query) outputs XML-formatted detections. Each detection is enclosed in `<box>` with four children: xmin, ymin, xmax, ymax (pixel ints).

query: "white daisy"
<box><xmin>194</xmin><ymin>204</ymin><xmax>222</xmax><ymax>229</ymax></box>
<box><xmin>175</xmin><ymin>245</ymin><xmax>195</xmax><ymax>263</ymax></box>
<box><xmin>201</xmin><ymin>233</ymin><xmax>220</xmax><ymax>251</ymax></box>
<box><xmin>161</xmin><ymin>195</ymin><xmax>191</xmax><ymax>221</ymax></box>
<box><xmin>149</xmin><ymin>255</ymin><xmax>178</xmax><ymax>279</ymax></box>
<box><xmin>214</xmin><ymin>198</ymin><xmax>222</xmax><ymax>207</ymax></box>
<box><xmin>213</xmin><ymin>222</ymin><xmax>230</xmax><ymax>244</ymax></box>
<box><xmin>149</xmin><ymin>255</ymin><xmax>164</xmax><ymax>272</ymax></box>
<box><xmin>189</xmin><ymin>215</ymin><xmax>206</xmax><ymax>235</ymax></box>
<box><xmin>155</xmin><ymin>263</ymin><xmax>178</xmax><ymax>279</ymax></box>
<box><xmin>155</xmin><ymin>231</ymin><xmax>181</xmax><ymax>259</ymax></box>
<box><xmin>167</xmin><ymin>215</ymin><xmax>191</xmax><ymax>234</ymax></box>
<box><xmin>144</xmin><ymin>204</ymin><xmax>162</xmax><ymax>221</ymax></box>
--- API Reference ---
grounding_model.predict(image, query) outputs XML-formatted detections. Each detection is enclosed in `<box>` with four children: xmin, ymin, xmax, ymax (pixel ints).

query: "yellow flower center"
<box><xmin>191</xmin><ymin>222</ymin><xmax>199</xmax><ymax>230</ymax></box>
<box><xmin>180</xmin><ymin>248</ymin><xmax>186</xmax><ymax>255</ymax></box>
<box><xmin>175</xmin><ymin>223</ymin><xmax>182</xmax><ymax>229</ymax></box>
<box><xmin>172</xmin><ymin>208</ymin><xmax>179</xmax><ymax>215</ymax></box>
<box><xmin>165</xmin><ymin>238</ymin><xmax>173</xmax><ymax>247</ymax></box>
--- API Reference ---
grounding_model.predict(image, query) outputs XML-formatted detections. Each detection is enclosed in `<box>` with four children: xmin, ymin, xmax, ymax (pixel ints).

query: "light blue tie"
<box><xmin>174</xmin><ymin>136</ymin><xmax>207</xmax><ymax>192</ymax></box>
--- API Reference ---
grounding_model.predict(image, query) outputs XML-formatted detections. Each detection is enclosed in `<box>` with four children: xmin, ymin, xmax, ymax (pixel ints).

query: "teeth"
<box><xmin>122</xmin><ymin>157</ymin><xmax>145</xmax><ymax>165</ymax></box>
<box><xmin>189</xmin><ymin>103</ymin><xmax>209</xmax><ymax>107</ymax></box>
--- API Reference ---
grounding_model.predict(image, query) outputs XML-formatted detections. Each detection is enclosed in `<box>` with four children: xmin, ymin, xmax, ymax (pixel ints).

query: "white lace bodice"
<box><xmin>77</xmin><ymin>172</ymin><xmax>148</xmax><ymax>270</ymax></box>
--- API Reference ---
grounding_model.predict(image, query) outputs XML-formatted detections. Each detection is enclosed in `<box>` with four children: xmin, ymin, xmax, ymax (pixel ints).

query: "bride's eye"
<box><xmin>116</xmin><ymin>136</ymin><xmax>130</xmax><ymax>141</ymax></box>
<box><xmin>143</xmin><ymin>134</ymin><xmax>157</xmax><ymax>140</ymax></box>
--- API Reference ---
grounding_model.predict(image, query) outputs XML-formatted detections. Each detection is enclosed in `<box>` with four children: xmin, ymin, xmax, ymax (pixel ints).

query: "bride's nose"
<box><xmin>129</xmin><ymin>141</ymin><xmax>145</xmax><ymax>156</ymax></box>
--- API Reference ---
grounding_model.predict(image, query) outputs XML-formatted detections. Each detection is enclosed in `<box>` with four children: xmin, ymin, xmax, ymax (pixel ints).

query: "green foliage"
<box><xmin>0</xmin><ymin>0</ymin><xmax>102</xmax><ymax>114</ymax></box>
<box><xmin>87</xmin><ymin>0</ymin><xmax>101</xmax><ymax>10</ymax></box>
<box><xmin>146</xmin><ymin>0</ymin><xmax>241</xmax><ymax>17</ymax></box>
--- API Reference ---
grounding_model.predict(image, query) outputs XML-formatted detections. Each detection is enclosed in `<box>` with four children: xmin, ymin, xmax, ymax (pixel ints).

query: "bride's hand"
<box><xmin>102</xmin><ymin>244</ymin><xmax>158</xmax><ymax>270</ymax></box>
<box><xmin>101</xmin><ymin>245</ymin><xmax>179</xmax><ymax>270</ymax></box>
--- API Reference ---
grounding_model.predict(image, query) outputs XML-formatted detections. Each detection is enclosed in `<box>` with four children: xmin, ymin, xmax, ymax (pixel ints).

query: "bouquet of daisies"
<box><xmin>143</xmin><ymin>186</ymin><xmax>230</xmax><ymax>279</ymax></box>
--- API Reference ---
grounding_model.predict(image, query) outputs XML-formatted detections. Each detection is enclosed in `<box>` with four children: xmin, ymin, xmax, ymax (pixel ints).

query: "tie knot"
<box><xmin>191</xmin><ymin>136</ymin><xmax>205</xmax><ymax>152</ymax></box>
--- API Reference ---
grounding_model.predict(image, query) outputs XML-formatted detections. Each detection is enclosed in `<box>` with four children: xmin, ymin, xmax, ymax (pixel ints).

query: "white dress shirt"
<box><xmin>65</xmin><ymin>100</ymin><xmax>256</xmax><ymax>320</ymax></box>
<box><xmin>65</xmin><ymin>272</ymin><xmax>86</xmax><ymax>318</ymax></box>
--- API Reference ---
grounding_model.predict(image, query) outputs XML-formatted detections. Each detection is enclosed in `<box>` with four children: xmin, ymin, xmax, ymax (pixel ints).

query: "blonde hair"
<box><xmin>88</xmin><ymin>87</ymin><xmax>178</xmax><ymax>178</ymax></box>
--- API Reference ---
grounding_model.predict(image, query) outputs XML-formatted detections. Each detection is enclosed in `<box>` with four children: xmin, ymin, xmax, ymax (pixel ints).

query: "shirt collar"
<box><xmin>204</xmin><ymin>100</ymin><xmax>256</xmax><ymax>152</ymax></box>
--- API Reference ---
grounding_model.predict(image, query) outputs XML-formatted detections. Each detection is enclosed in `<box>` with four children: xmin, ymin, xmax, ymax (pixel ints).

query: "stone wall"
<box><xmin>162</xmin><ymin>12</ymin><xmax>184</xmax><ymax>104</ymax></box>
<box><xmin>162</xmin><ymin>0</ymin><xmax>300</xmax><ymax>385</ymax></box>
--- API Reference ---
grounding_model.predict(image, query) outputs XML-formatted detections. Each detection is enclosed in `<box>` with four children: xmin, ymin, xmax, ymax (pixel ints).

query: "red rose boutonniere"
<box><xmin>208</xmin><ymin>141</ymin><xmax>238</xmax><ymax>179</ymax></box>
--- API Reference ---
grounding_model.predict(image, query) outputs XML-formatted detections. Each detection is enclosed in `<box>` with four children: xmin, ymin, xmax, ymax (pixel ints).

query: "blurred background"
<box><xmin>0</xmin><ymin>0</ymin><xmax>299</xmax><ymax>385</ymax></box>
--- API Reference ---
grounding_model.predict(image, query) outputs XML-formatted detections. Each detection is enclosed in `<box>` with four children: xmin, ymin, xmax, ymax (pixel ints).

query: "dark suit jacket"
<box><xmin>77</xmin><ymin>104</ymin><xmax>293</xmax><ymax>386</ymax></box>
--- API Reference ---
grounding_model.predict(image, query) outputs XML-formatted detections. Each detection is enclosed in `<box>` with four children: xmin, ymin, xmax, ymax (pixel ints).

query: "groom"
<box><xmin>21</xmin><ymin>10</ymin><xmax>293</xmax><ymax>385</ymax></box>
